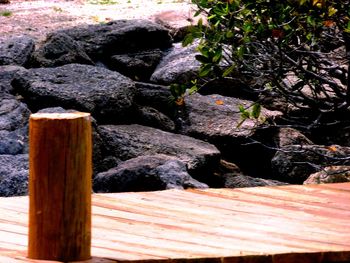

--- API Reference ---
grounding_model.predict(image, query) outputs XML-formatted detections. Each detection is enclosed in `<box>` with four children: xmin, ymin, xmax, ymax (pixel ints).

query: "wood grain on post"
<box><xmin>28</xmin><ymin>112</ymin><xmax>92</xmax><ymax>262</ymax></box>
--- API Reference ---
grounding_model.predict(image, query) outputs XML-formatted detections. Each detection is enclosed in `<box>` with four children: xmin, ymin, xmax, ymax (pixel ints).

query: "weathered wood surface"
<box><xmin>0</xmin><ymin>183</ymin><xmax>350</xmax><ymax>262</ymax></box>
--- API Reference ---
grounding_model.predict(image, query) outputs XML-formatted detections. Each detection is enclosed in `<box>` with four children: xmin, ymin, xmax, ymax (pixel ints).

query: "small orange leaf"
<box><xmin>175</xmin><ymin>98</ymin><xmax>185</xmax><ymax>106</ymax></box>
<box><xmin>323</xmin><ymin>20</ymin><xmax>335</xmax><ymax>27</ymax></box>
<box><xmin>327</xmin><ymin>146</ymin><xmax>337</xmax><ymax>152</ymax></box>
<box><xmin>215</xmin><ymin>100</ymin><xmax>224</xmax><ymax>105</ymax></box>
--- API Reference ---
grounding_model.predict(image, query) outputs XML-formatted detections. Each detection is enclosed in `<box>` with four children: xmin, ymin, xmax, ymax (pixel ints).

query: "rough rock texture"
<box><xmin>271</xmin><ymin>144</ymin><xmax>350</xmax><ymax>184</ymax></box>
<box><xmin>134</xmin><ymin>82</ymin><xmax>174</xmax><ymax>116</ymax></box>
<box><xmin>223</xmin><ymin>174</ymin><xmax>287</xmax><ymax>188</ymax></box>
<box><xmin>179</xmin><ymin>93</ymin><xmax>282</xmax><ymax>141</ymax></box>
<box><xmin>136</xmin><ymin>106</ymin><xmax>175</xmax><ymax>132</ymax></box>
<box><xmin>97</xmin><ymin>124</ymin><xmax>220</xmax><ymax>175</ymax></box>
<box><xmin>30</xmin><ymin>32</ymin><xmax>94</xmax><ymax>68</ymax></box>
<box><xmin>109</xmin><ymin>49</ymin><xmax>163</xmax><ymax>81</ymax></box>
<box><xmin>56</xmin><ymin>19</ymin><xmax>172</xmax><ymax>60</ymax></box>
<box><xmin>0</xmin><ymin>154</ymin><xmax>28</xmax><ymax>196</ymax></box>
<box><xmin>275</xmin><ymin>127</ymin><xmax>313</xmax><ymax>148</ymax></box>
<box><xmin>0</xmin><ymin>36</ymin><xmax>35</xmax><ymax>66</ymax></box>
<box><xmin>93</xmin><ymin>154</ymin><xmax>208</xmax><ymax>193</ymax></box>
<box><xmin>150</xmin><ymin>42</ymin><xmax>200</xmax><ymax>85</ymax></box>
<box><xmin>0</xmin><ymin>65</ymin><xmax>26</xmax><ymax>93</ymax></box>
<box><xmin>12</xmin><ymin>64</ymin><xmax>136</xmax><ymax>122</ymax></box>
<box><xmin>304</xmin><ymin>166</ymin><xmax>350</xmax><ymax>184</ymax></box>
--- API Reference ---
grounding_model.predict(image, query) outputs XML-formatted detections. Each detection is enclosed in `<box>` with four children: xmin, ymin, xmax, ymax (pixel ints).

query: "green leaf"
<box><xmin>222</xmin><ymin>65</ymin><xmax>235</xmax><ymax>77</ymax></box>
<box><xmin>195</xmin><ymin>55</ymin><xmax>211</xmax><ymax>63</ymax></box>
<box><xmin>251</xmin><ymin>103</ymin><xmax>261</xmax><ymax>119</ymax></box>
<box><xmin>182</xmin><ymin>34</ymin><xmax>194</xmax><ymax>47</ymax></box>
<box><xmin>199</xmin><ymin>64</ymin><xmax>212</xmax><ymax>77</ymax></box>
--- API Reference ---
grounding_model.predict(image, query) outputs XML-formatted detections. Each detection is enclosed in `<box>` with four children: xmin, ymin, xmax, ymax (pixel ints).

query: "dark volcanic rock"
<box><xmin>0</xmin><ymin>36</ymin><xmax>35</xmax><ymax>66</ymax></box>
<box><xmin>179</xmin><ymin>93</ymin><xmax>281</xmax><ymax>141</ymax></box>
<box><xmin>275</xmin><ymin>127</ymin><xmax>313</xmax><ymax>148</ymax></box>
<box><xmin>0</xmin><ymin>154</ymin><xmax>28</xmax><ymax>197</ymax></box>
<box><xmin>93</xmin><ymin>154</ymin><xmax>208</xmax><ymax>193</ymax></box>
<box><xmin>97</xmin><ymin>124</ymin><xmax>220</xmax><ymax>175</ymax></box>
<box><xmin>271</xmin><ymin>144</ymin><xmax>350</xmax><ymax>184</ymax></box>
<box><xmin>223</xmin><ymin>174</ymin><xmax>287</xmax><ymax>188</ymax></box>
<box><xmin>30</xmin><ymin>33</ymin><xmax>94</xmax><ymax>68</ymax></box>
<box><xmin>136</xmin><ymin>106</ymin><xmax>175</xmax><ymax>132</ymax></box>
<box><xmin>304</xmin><ymin>166</ymin><xmax>350</xmax><ymax>184</ymax></box>
<box><xmin>0</xmin><ymin>93</ymin><xmax>30</xmax><ymax>155</ymax></box>
<box><xmin>0</xmin><ymin>65</ymin><xmax>26</xmax><ymax>93</ymax></box>
<box><xmin>55</xmin><ymin>19</ymin><xmax>172</xmax><ymax>60</ymax></box>
<box><xmin>134</xmin><ymin>82</ymin><xmax>174</xmax><ymax>116</ymax></box>
<box><xmin>0</xmin><ymin>93</ymin><xmax>30</xmax><ymax>132</ymax></box>
<box><xmin>12</xmin><ymin>64</ymin><xmax>136</xmax><ymax>123</ymax></box>
<box><xmin>150</xmin><ymin>42</ymin><xmax>200</xmax><ymax>85</ymax></box>
<box><xmin>109</xmin><ymin>49</ymin><xmax>163</xmax><ymax>81</ymax></box>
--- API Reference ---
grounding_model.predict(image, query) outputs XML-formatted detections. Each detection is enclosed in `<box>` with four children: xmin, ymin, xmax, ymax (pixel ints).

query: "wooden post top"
<box><xmin>30</xmin><ymin>112</ymin><xmax>91</xmax><ymax>120</ymax></box>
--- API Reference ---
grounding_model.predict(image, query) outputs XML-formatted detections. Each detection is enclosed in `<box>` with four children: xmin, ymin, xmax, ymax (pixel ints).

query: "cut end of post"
<box><xmin>30</xmin><ymin>112</ymin><xmax>91</xmax><ymax>120</ymax></box>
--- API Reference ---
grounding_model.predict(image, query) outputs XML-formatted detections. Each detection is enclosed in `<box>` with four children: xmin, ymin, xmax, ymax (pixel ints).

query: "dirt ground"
<box><xmin>0</xmin><ymin>0</ymin><xmax>194</xmax><ymax>41</ymax></box>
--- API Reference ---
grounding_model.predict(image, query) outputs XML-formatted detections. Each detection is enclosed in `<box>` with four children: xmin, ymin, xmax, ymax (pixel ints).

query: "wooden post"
<box><xmin>28</xmin><ymin>112</ymin><xmax>92</xmax><ymax>262</ymax></box>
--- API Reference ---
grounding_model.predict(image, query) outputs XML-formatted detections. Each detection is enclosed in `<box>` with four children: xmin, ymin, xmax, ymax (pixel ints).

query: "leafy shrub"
<box><xmin>183</xmin><ymin>0</ymin><xmax>350</xmax><ymax>115</ymax></box>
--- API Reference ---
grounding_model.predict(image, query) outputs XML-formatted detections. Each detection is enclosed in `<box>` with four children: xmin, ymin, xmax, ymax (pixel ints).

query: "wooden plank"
<box><xmin>0</xmin><ymin>183</ymin><xmax>349</xmax><ymax>262</ymax></box>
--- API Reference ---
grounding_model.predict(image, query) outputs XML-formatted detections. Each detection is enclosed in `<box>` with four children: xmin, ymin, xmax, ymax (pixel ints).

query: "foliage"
<box><xmin>0</xmin><ymin>10</ymin><xmax>12</xmax><ymax>17</ymax></box>
<box><xmin>183</xmin><ymin>0</ymin><xmax>350</xmax><ymax>119</ymax></box>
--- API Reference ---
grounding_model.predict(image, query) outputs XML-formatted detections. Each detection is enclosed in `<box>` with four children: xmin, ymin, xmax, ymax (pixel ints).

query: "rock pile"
<box><xmin>1</xmin><ymin>19</ymin><xmax>349</xmax><ymax>196</ymax></box>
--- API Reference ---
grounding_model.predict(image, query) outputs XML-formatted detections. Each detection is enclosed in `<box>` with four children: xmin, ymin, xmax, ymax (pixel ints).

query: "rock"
<box><xmin>0</xmin><ymin>93</ymin><xmax>30</xmax><ymax>132</ymax></box>
<box><xmin>12</xmin><ymin>64</ymin><xmax>136</xmax><ymax>123</ymax></box>
<box><xmin>0</xmin><ymin>94</ymin><xmax>30</xmax><ymax>155</ymax></box>
<box><xmin>0</xmin><ymin>154</ymin><xmax>28</xmax><ymax>197</ymax></box>
<box><xmin>179</xmin><ymin>93</ymin><xmax>282</xmax><ymax>141</ymax></box>
<box><xmin>0</xmin><ymin>128</ymin><xmax>28</xmax><ymax>155</ymax></box>
<box><xmin>97</xmin><ymin>124</ymin><xmax>220</xmax><ymax>175</ymax></box>
<box><xmin>0</xmin><ymin>65</ymin><xmax>26</xmax><ymax>93</ymax></box>
<box><xmin>275</xmin><ymin>127</ymin><xmax>313</xmax><ymax>148</ymax></box>
<box><xmin>136</xmin><ymin>106</ymin><xmax>175</xmax><ymax>132</ymax></box>
<box><xmin>30</xmin><ymin>33</ymin><xmax>94</xmax><ymax>68</ymax></box>
<box><xmin>0</xmin><ymin>0</ymin><xmax>10</xmax><ymax>4</ymax></box>
<box><xmin>223</xmin><ymin>174</ymin><xmax>288</xmax><ymax>188</ymax></box>
<box><xmin>93</xmin><ymin>154</ymin><xmax>208</xmax><ymax>193</ymax></box>
<box><xmin>271</xmin><ymin>144</ymin><xmax>350</xmax><ymax>184</ymax></box>
<box><xmin>108</xmin><ymin>49</ymin><xmax>163</xmax><ymax>81</ymax></box>
<box><xmin>0</xmin><ymin>36</ymin><xmax>35</xmax><ymax>66</ymax></box>
<box><xmin>150</xmin><ymin>42</ymin><xmax>200</xmax><ymax>85</ymax></box>
<box><xmin>55</xmin><ymin>19</ymin><xmax>172</xmax><ymax>60</ymax></box>
<box><xmin>152</xmin><ymin>10</ymin><xmax>205</xmax><ymax>42</ymax></box>
<box><xmin>304</xmin><ymin>166</ymin><xmax>350</xmax><ymax>184</ymax></box>
<box><xmin>134</xmin><ymin>82</ymin><xmax>174</xmax><ymax>116</ymax></box>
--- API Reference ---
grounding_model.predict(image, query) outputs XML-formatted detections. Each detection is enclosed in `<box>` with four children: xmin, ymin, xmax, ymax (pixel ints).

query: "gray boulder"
<box><xmin>12</xmin><ymin>64</ymin><xmax>136</xmax><ymax>122</ymax></box>
<box><xmin>134</xmin><ymin>82</ymin><xmax>174</xmax><ymax>116</ymax></box>
<box><xmin>271</xmin><ymin>144</ymin><xmax>350</xmax><ymax>184</ymax></box>
<box><xmin>109</xmin><ymin>49</ymin><xmax>163</xmax><ymax>81</ymax></box>
<box><xmin>274</xmin><ymin>127</ymin><xmax>313</xmax><ymax>148</ymax></box>
<box><xmin>97</xmin><ymin>124</ymin><xmax>220</xmax><ymax>175</ymax></box>
<box><xmin>179</xmin><ymin>93</ymin><xmax>281</xmax><ymax>141</ymax></box>
<box><xmin>0</xmin><ymin>94</ymin><xmax>30</xmax><ymax>131</ymax></box>
<box><xmin>0</xmin><ymin>36</ymin><xmax>35</xmax><ymax>66</ymax></box>
<box><xmin>136</xmin><ymin>106</ymin><xmax>175</xmax><ymax>132</ymax></box>
<box><xmin>0</xmin><ymin>93</ymin><xmax>30</xmax><ymax>155</ymax></box>
<box><xmin>150</xmin><ymin>42</ymin><xmax>200</xmax><ymax>85</ymax></box>
<box><xmin>304</xmin><ymin>166</ymin><xmax>350</xmax><ymax>184</ymax></box>
<box><xmin>0</xmin><ymin>154</ymin><xmax>28</xmax><ymax>197</ymax></box>
<box><xmin>0</xmin><ymin>65</ymin><xmax>26</xmax><ymax>93</ymax></box>
<box><xmin>223</xmin><ymin>174</ymin><xmax>288</xmax><ymax>188</ymax></box>
<box><xmin>93</xmin><ymin>154</ymin><xmax>208</xmax><ymax>193</ymax></box>
<box><xmin>55</xmin><ymin>19</ymin><xmax>172</xmax><ymax>60</ymax></box>
<box><xmin>30</xmin><ymin>33</ymin><xmax>94</xmax><ymax>68</ymax></box>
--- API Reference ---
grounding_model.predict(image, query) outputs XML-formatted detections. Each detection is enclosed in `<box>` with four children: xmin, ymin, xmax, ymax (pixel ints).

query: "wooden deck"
<box><xmin>0</xmin><ymin>183</ymin><xmax>350</xmax><ymax>262</ymax></box>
